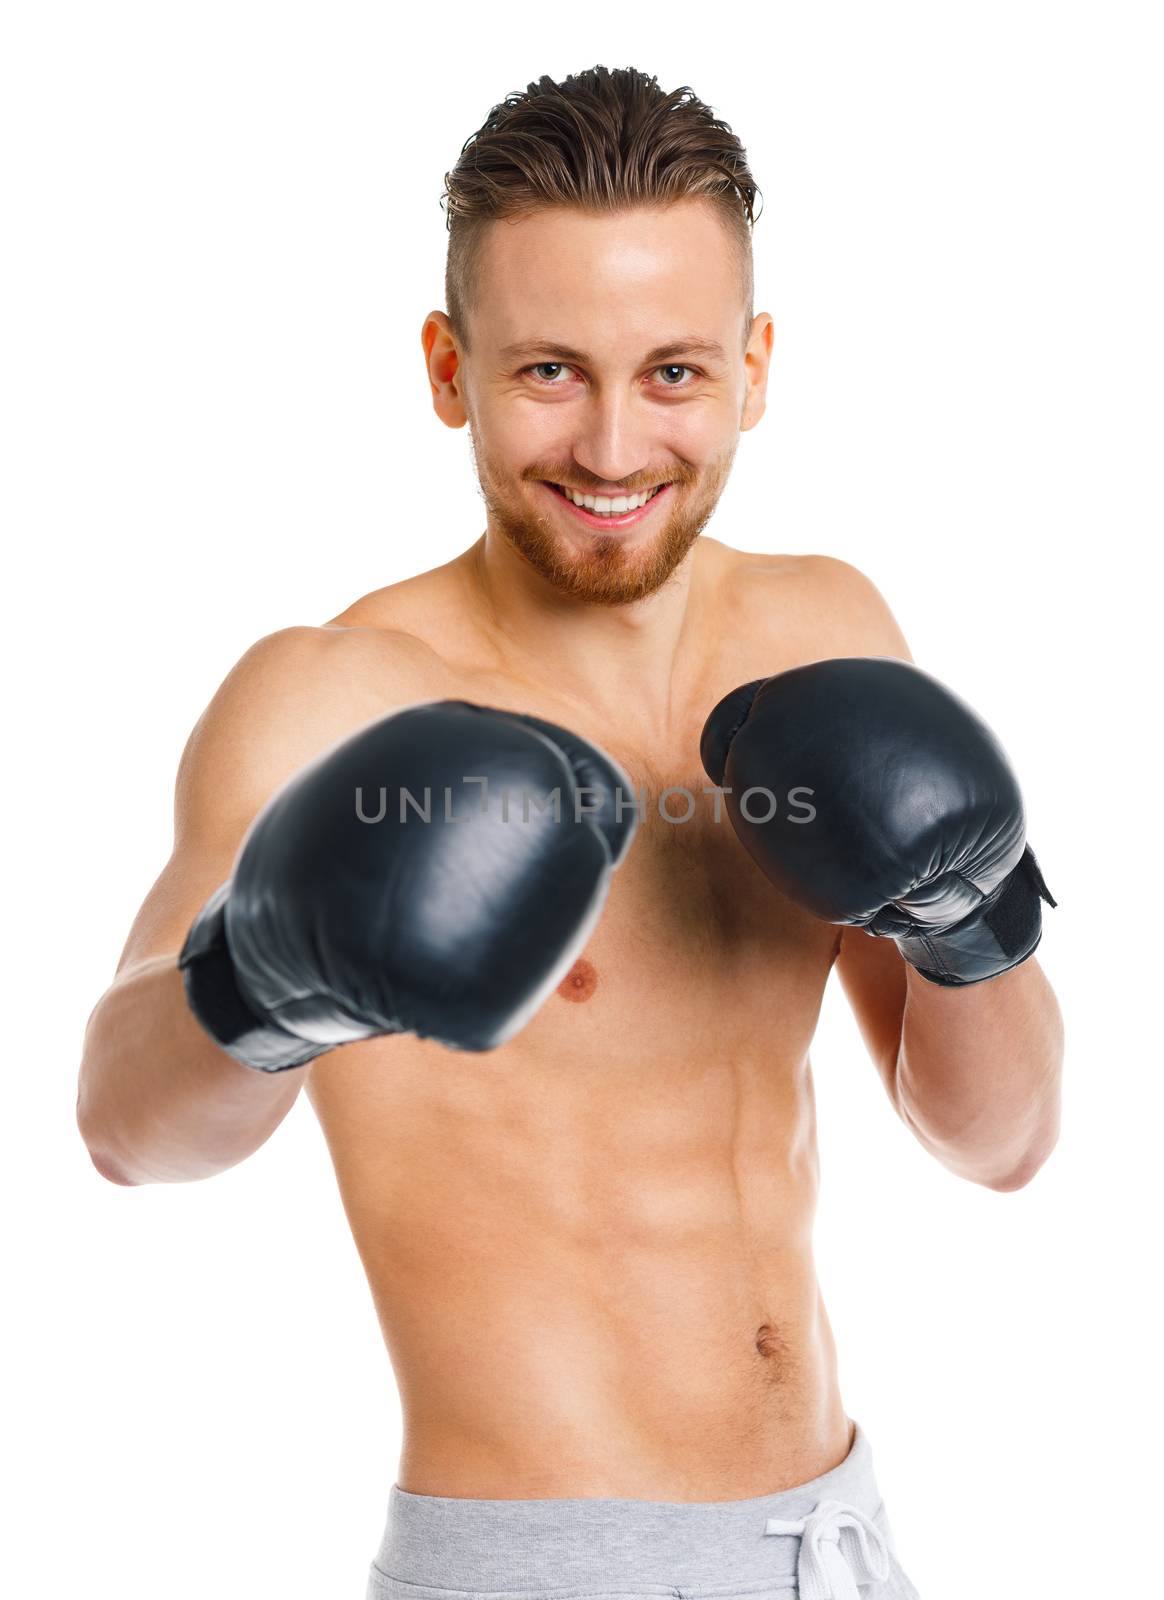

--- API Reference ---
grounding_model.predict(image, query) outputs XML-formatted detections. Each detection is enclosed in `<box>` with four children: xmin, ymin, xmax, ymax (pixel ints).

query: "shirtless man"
<box><xmin>76</xmin><ymin>67</ymin><xmax>1063</xmax><ymax>1600</ymax></box>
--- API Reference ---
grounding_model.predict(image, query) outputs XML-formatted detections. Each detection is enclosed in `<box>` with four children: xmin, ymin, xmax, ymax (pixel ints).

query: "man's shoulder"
<box><xmin>324</xmin><ymin>556</ymin><xmax>466</xmax><ymax>636</ymax></box>
<box><xmin>711</xmin><ymin>542</ymin><xmax>884</xmax><ymax>604</ymax></box>
<box><xmin>710</xmin><ymin>543</ymin><xmax>910</xmax><ymax>660</ymax></box>
<box><xmin>237</xmin><ymin>618</ymin><xmax>443</xmax><ymax>689</ymax></box>
<box><xmin>177</xmin><ymin>621</ymin><xmax>453</xmax><ymax>838</ymax></box>
<box><xmin>215</xmin><ymin>621</ymin><xmax>445</xmax><ymax>729</ymax></box>
<box><xmin>201</xmin><ymin>551</ymin><xmax>479</xmax><ymax>771</ymax></box>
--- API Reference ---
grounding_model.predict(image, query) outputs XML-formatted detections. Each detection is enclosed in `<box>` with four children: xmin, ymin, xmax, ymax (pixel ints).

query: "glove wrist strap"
<box><xmin>178</xmin><ymin>884</ymin><xmax>324</xmax><ymax>1073</ymax></box>
<box><xmin>898</xmin><ymin>846</ymin><xmax>1057</xmax><ymax>987</ymax></box>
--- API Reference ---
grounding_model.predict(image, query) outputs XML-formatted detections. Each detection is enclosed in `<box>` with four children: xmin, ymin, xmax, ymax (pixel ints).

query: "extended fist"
<box><xmin>180</xmin><ymin>702</ymin><xmax>637</xmax><ymax>1068</ymax></box>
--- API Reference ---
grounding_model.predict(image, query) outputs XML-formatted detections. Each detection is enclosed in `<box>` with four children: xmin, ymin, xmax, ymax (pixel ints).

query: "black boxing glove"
<box><xmin>179</xmin><ymin>702</ymin><xmax>637</xmax><ymax>1068</ymax></box>
<box><xmin>701</xmin><ymin>657</ymin><xmax>1055</xmax><ymax>987</ymax></box>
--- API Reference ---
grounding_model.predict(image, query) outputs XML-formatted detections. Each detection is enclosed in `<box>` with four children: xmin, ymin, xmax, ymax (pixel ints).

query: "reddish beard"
<box><xmin>473</xmin><ymin>455</ymin><xmax>734</xmax><ymax>605</ymax></box>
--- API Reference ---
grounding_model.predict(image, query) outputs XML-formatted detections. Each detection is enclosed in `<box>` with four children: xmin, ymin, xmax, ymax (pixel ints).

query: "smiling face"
<box><xmin>448</xmin><ymin>199</ymin><xmax>771</xmax><ymax>605</ymax></box>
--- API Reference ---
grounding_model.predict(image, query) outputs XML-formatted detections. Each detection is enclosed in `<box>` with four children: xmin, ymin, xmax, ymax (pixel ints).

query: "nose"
<box><xmin>569</xmin><ymin>388</ymin><xmax>654</xmax><ymax>492</ymax></box>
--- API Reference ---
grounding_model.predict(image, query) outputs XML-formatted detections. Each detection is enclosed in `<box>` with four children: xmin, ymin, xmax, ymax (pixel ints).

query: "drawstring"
<box><xmin>764</xmin><ymin>1498</ymin><xmax>891</xmax><ymax>1598</ymax></box>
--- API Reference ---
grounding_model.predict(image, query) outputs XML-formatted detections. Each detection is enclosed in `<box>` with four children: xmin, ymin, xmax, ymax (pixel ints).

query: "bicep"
<box><xmin>116</xmin><ymin>625</ymin><xmax>419</xmax><ymax>974</ymax></box>
<box><xmin>112</xmin><ymin>631</ymin><xmax>316</xmax><ymax>972</ymax></box>
<box><xmin>833</xmin><ymin>926</ymin><xmax>909</xmax><ymax>1107</ymax></box>
<box><xmin>113</xmin><ymin>845</ymin><xmax>241</xmax><ymax>976</ymax></box>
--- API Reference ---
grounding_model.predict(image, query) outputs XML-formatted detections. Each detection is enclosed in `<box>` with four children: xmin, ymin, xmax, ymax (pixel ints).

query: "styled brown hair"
<box><xmin>441</xmin><ymin>65</ymin><xmax>762</xmax><ymax>351</ymax></box>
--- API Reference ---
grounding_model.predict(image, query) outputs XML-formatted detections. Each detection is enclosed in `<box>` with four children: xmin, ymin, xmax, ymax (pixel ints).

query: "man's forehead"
<box><xmin>475</xmin><ymin>204</ymin><xmax>743</xmax><ymax>360</ymax></box>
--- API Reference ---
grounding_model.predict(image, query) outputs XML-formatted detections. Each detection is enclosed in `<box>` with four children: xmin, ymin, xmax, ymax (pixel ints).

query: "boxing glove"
<box><xmin>179</xmin><ymin>701</ymin><xmax>637</xmax><ymax>1068</ymax></box>
<box><xmin>700</xmin><ymin>657</ymin><xmax>1054</xmax><ymax>986</ymax></box>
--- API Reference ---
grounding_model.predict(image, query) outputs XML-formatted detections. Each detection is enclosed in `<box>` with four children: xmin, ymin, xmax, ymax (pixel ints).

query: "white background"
<box><xmin>4</xmin><ymin>3</ymin><xmax>1161</xmax><ymax>1596</ymax></box>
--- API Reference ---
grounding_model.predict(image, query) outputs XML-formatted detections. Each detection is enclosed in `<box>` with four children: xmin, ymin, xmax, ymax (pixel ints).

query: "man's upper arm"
<box><xmin>802</xmin><ymin>557</ymin><xmax>914</xmax><ymax>1107</ymax></box>
<box><xmin>834</xmin><ymin>929</ymin><xmax>908</xmax><ymax>1109</ymax></box>
<box><xmin>114</xmin><ymin>625</ymin><xmax>431</xmax><ymax>976</ymax></box>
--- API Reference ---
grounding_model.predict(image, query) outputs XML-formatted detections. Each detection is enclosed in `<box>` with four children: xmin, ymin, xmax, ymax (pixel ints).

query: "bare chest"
<box><xmin>305</xmin><ymin>656</ymin><xmax>839</xmax><ymax>1217</ymax></box>
<box><xmin>306</xmin><ymin>765</ymin><xmax>838</xmax><ymax>1189</ymax></box>
<box><xmin>542</xmin><ymin>777</ymin><xmax>836</xmax><ymax>1061</ymax></box>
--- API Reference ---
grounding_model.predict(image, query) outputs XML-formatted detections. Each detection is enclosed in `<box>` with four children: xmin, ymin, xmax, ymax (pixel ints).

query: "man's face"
<box><xmin>453</xmin><ymin>199</ymin><xmax>769</xmax><ymax>605</ymax></box>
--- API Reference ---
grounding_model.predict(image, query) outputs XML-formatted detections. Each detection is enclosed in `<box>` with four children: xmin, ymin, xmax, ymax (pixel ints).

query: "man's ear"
<box><xmin>421</xmin><ymin>311</ymin><xmax>468</xmax><ymax>429</ymax></box>
<box><xmin>741</xmin><ymin>312</ymin><xmax>774</xmax><ymax>433</ymax></box>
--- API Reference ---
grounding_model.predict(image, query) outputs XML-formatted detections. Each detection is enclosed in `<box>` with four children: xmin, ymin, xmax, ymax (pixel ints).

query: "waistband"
<box><xmin>370</xmin><ymin>1419</ymin><xmax>892</xmax><ymax>1594</ymax></box>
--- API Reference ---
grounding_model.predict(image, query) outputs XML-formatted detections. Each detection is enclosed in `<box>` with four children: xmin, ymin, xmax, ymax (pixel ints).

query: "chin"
<box><xmin>532</xmin><ymin>525</ymin><xmax>700</xmax><ymax>606</ymax></box>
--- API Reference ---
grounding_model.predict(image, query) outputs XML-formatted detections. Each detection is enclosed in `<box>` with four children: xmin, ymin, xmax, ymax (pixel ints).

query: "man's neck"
<box><xmin>463</xmin><ymin>528</ymin><xmax>712</xmax><ymax>738</ymax></box>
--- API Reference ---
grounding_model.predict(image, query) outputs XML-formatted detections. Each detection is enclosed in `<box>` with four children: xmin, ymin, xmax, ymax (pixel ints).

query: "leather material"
<box><xmin>701</xmin><ymin>657</ymin><xmax>1054</xmax><ymax>986</ymax></box>
<box><xmin>179</xmin><ymin>701</ymin><xmax>637</xmax><ymax>1068</ymax></box>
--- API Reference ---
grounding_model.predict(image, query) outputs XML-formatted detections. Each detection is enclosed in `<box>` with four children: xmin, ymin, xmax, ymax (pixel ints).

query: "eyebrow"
<box><xmin>497</xmin><ymin>336</ymin><xmax>729</xmax><ymax>366</ymax></box>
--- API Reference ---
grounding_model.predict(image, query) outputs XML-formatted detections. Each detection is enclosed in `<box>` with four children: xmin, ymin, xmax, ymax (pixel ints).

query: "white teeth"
<box><xmin>556</xmin><ymin>484</ymin><xmax>662</xmax><ymax>516</ymax></box>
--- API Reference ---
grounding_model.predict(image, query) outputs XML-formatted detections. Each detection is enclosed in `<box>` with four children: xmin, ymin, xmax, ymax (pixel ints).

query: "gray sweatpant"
<box><xmin>365</xmin><ymin>1419</ymin><xmax>920</xmax><ymax>1598</ymax></box>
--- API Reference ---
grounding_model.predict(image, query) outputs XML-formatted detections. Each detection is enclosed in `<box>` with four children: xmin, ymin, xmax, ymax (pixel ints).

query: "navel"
<box><xmin>755</xmin><ymin>1322</ymin><xmax>787</xmax><ymax>1361</ymax></box>
<box><xmin>557</xmin><ymin>958</ymin><xmax>598</xmax><ymax>1003</ymax></box>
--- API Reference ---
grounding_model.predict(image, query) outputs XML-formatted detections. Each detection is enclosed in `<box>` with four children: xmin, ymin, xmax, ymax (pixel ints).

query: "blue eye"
<box><xmin>523</xmin><ymin>361</ymin><xmax>698</xmax><ymax>388</ymax></box>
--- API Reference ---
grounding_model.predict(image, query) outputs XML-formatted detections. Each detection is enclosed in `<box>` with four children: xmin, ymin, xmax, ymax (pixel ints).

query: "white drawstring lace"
<box><xmin>764</xmin><ymin>1497</ymin><xmax>891</xmax><ymax>1598</ymax></box>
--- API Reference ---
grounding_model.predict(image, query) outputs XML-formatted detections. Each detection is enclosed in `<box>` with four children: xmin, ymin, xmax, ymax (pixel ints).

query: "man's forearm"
<box><xmin>894</xmin><ymin>956</ymin><xmax>1063</xmax><ymax>1190</ymax></box>
<box><xmin>77</xmin><ymin>956</ymin><xmax>307</xmax><ymax>1185</ymax></box>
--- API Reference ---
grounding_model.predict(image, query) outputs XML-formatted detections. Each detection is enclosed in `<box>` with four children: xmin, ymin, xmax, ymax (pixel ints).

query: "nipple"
<box><xmin>557</xmin><ymin>958</ymin><xmax>598</xmax><ymax>1003</ymax></box>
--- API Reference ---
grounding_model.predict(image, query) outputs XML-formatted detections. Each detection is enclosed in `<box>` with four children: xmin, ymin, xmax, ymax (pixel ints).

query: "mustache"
<box><xmin>525</xmin><ymin>467</ymin><xmax>695</xmax><ymax>495</ymax></box>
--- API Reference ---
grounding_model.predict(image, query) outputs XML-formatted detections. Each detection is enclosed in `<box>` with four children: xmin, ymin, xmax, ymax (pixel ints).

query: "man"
<box><xmin>77</xmin><ymin>66</ymin><xmax>1062</xmax><ymax>1599</ymax></box>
